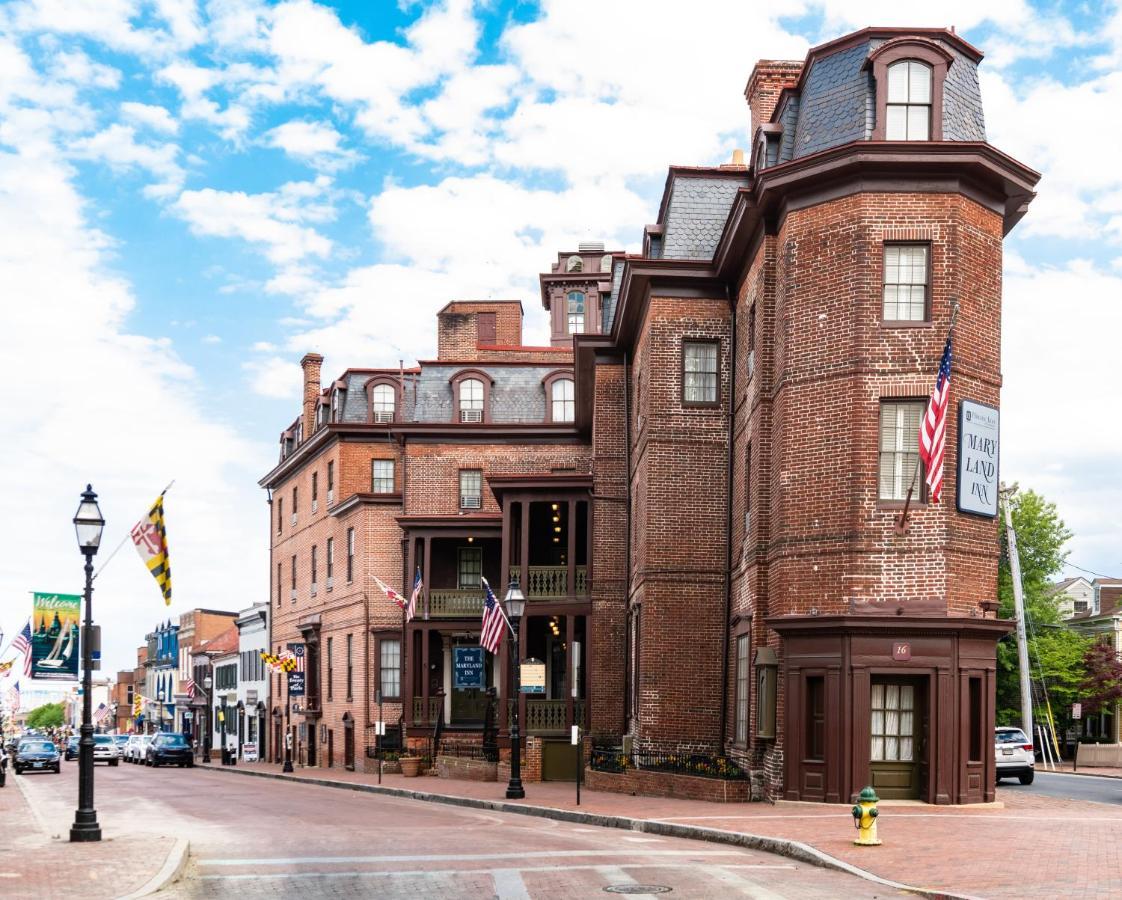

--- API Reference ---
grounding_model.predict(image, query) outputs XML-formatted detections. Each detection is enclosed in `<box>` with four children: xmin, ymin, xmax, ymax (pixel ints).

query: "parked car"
<box><xmin>92</xmin><ymin>734</ymin><xmax>120</xmax><ymax>766</ymax></box>
<box><xmin>64</xmin><ymin>736</ymin><xmax>79</xmax><ymax>760</ymax></box>
<box><xmin>128</xmin><ymin>735</ymin><xmax>155</xmax><ymax>763</ymax></box>
<box><xmin>995</xmin><ymin>726</ymin><xmax>1035</xmax><ymax>784</ymax></box>
<box><xmin>14</xmin><ymin>739</ymin><xmax>61</xmax><ymax>775</ymax></box>
<box><xmin>145</xmin><ymin>732</ymin><xmax>194</xmax><ymax>768</ymax></box>
<box><xmin>113</xmin><ymin>735</ymin><xmax>130</xmax><ymax>756</ymax></box>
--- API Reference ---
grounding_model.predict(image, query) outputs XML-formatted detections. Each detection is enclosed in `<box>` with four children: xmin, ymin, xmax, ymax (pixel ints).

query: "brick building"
<box><xmin>261</xmin><ymin>26</ymin><xmax>1038</xmax><ymax>803</ymax></box>
<box><xmin>173</xmin><ymin>608</ymin><xmax>239</xmax><ymax>741</ymax></box>
<box><xmin>112</xmin><ymin>669</ymin><xmax>134</xmax><ymax>734</ymax></box>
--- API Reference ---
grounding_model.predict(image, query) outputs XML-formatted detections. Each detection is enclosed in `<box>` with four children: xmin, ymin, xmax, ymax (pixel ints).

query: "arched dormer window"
<box><xmin>365</xmin><ymin>376</ymin><xmax>401</xmax><ymax>424</ymax></box>
<box><xmin>543</xmin><ymin>370</ymin><xmax>576</xmax><ymax>423</ymax></box>
<box><xmin>567</xmin><ymin>291</ymin><xmax>585</xmax><ymax>334</ymax></box>
<box><xmin>566</xmin><ymin>255</ymin><xmax>583</xmax><ymax>272</ymax></box>
<box><xmin>868</xmin><ymin>38</ymin><xmax>953</xmax><ymax>142</ymax></box>
<box><xmin>451</xmin><ymin>369</ymin><xmax>493</xmax><ymax>424</ymax></box>
<box><xmin>600</xmin><ymin>255</ymin><xmax>612</xmax><ymax>273</ymax></box>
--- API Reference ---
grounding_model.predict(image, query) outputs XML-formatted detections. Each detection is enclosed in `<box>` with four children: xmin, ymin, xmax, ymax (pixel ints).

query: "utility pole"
<box><xmin>1002</xmin><ymin>492</ymin><xmax>1033</xmax><ymax>744</ymax></box>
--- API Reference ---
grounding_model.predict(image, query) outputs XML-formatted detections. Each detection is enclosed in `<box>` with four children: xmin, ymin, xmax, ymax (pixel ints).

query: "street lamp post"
<box><xmin>202</xmin><ymin>675</ymin><xmax>213</xmax><ymax>763</ymax></box>
<box><xmin>157</xmin><ymin>688</ymin><xmax>164</xmax><ymax>734</ymax></box>
<box><xmin>220</xmin><ymin>699</ymin><xmax>229</xmax><ymax>765</ymax></box>
<box><xmin>70</xmin><ymin>485</ymin><xmax>104</xmax><ymax>843</ymax></box>
<box><xmin>504</xmin><ymin>580</ymin><xmax>526</xmax><ymax>801</ymax></box>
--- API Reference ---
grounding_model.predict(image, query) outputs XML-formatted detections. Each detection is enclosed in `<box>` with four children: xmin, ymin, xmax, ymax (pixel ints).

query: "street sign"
<box><xmin>571</xmin><ymin>725</ymin><xmax>580</xmax><ymax>746</ymax></box>
<box><xmin>520</xmin><ymin>659</ymin><xmax>545</xmax><ymax>694</ymax></box>
<box><xmin>242</xmin><ymin>743</ymin><xmax>258</xmax><ymax>762</ymax></box>
<box><xmin>1073</xmin><ymin>702</ymin><xmax>1082</xmax><ymax>720</ymax></box>
<box><xmin>375</xmin><ymin>721</ymin><xmax>385</xmax><ymax>736</ymax></box>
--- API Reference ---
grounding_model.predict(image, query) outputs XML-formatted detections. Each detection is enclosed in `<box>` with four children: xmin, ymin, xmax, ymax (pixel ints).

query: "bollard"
<box><xmin>852</xmin><ymin>785</ymin><xmax>882</xmax><ymax>846</ymax></box>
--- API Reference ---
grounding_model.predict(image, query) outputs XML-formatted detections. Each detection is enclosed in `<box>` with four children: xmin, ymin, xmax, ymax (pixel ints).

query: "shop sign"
<box><xmin>453</xmin><ymin>646</ymin><xmax>486</xmax><ymax>689</ymax></box>
<box><xmin>242</xmin><ymin>743</ymin><xmax>258</xmax><ymax>762</ymax></box>
<box><xmin>957</xmin><ymin>400</ymin><xmax>999</xmax><ymax>518</ymax></box>
<box><xmin>520</xmin><ymin>659</ymin><xmax>545</xmax><ymax>694</ymax></box>
<box><xmin>287</xmin><ymin>670</ymin><xmax>305</xmax><ymax>697</ymax></box>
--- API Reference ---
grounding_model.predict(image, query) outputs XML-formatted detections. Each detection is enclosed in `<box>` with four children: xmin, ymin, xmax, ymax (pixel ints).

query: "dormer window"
<box><xmin>886</xmin><ymin>61</ymin><xmax>932</xmax><ymax>140</ymax></box>
<box><xmin>331</xmin><ymin>389</ymin><xmax>343</xmax><ymax>422</ymax></box>
<box><xmin>567</xmin><ymin>292</ymin><xmax>585</xmax><ymax>334</ymax></box>
<box><xmin>551</xmin><ymin>378</ymin><xmax>575</xmax><ymax>423</ymax></box>
<box><xmin>600</xmin><ymin>255</ymin><xmax>612</xmax><ymax>273</ymax></box>
<box><xmin>371</xmin><ymin>384</ymin><xmax>395</xmax><ymax>423</ymax></box>
<box><xmin>451</xmin><ymin>369</ymin><xmax>492</xmax><ymax>423</ymax></box>
<box><xmin>566</xmin><ymin>256</ymin><xmax>583</xmax><ymax>273</ymax></box>
<box><xmin>460</xmin><ymin>378</ymin><xmax>483</xmax><ymax>420</ymax></box>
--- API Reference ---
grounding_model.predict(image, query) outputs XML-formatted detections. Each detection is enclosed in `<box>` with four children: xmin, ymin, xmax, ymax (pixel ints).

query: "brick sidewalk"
<box><xmin>200</xmin><ymin>759</ymin><xmax>1122</xmax><ymax>899</ymax></box>
<box><xmin>0</xmin><ymin>773</ymin><xmax>177</xmax><ymax>899</ymax></box>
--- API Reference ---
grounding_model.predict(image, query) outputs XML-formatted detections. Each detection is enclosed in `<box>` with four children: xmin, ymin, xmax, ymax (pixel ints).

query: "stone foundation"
<box><xmin>435</xmin><ymin>755</ymin><xmax>498</xmax><ymax>782</ymax></box>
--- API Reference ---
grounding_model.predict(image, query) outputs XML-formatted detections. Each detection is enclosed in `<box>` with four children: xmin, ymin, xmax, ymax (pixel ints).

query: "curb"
<box><xmin>196</xmin><ymin>765</ymin><xmax>981</xmax><ymax>900</ymax></box>
<box><xmin>118</xmin><ymin>837</ymin><xmax>190</xmax><ymax>899</ymax></box>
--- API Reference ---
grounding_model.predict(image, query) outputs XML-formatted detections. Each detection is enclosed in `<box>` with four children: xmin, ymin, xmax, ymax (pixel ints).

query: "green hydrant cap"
<box><xmin>859</xmin><ymin>786</ymin><xmax>879</xmax><ymax>802</ymax></box>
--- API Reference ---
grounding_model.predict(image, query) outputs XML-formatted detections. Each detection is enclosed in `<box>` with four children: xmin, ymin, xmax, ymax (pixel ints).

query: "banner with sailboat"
<box><xmin>30</xmin><ymin>593</ymin><xmax>80</xmax><ymax>681</ymax></box>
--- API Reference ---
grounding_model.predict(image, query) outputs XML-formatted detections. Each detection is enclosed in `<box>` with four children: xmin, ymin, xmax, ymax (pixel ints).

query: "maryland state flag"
<box><xmin>131</xmin><ymin>492</ymin><xmax>172</xmax><ymax>606</ymax></box>
<box><xmin>133</xmin><ymin>693</ymin><xmax>144</xmax><ymax>718</ymax></box>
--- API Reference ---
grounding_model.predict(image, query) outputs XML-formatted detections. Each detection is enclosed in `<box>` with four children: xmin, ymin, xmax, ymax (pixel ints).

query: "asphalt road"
<box><xmin>14</xmin><ymin>760</ymin><xmax>905</xmax><ymax>899</ymax></box>
<box><xmin>998</xmin><ymin>769</ymin><xmax>1122</xmax><ymax>805</ymax></box>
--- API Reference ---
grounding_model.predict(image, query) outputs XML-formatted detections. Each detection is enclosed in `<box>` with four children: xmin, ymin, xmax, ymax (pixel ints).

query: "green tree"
<box><xmin>995</xmin><ymin>485</ymin><xmax>1085</xmax><ymax>733</ymax></box>
<box><xmin>25</xmin><ymin>702</ymin><xmax>65</xmax><ymax>729</ymax></box>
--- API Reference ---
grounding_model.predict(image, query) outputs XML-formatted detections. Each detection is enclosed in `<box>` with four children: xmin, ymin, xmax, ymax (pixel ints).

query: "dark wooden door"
<box><xmin>327</xmin><ymin>729</ymin><xmax>334</xmax><ymax>768</ymax></box>
<box><xmin>344</xmin><ymin>724</ymin><xmax>354</xmax><ymax>771</ymax></box>
<box><xmin>869</xmin><ymin>679</ymin><xmax>922</xmax><ymax>799</ymax></box>
<box><xmin>542</xmin><ymin>740</ymin><xmax>578</xmax><ymax>782</ymax></box>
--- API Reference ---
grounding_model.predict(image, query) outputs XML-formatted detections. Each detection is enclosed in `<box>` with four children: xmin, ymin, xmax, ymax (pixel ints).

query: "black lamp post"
<box><xmin>70</xmin><ymin>484</ymin><xmax>104</xmax><ymax>843</ymax></box>
<box><xmin>220</xmin><ymin>698</ymin><xmax>229</xmax><ymax>765</ymax></box>
<box><xmin>202</xmin><ymin>675</ymin><xmax>213</xmax><ymax>763</ymax></box>
<box><xmin>504</xmin><ymin>579</ymin><xmax>526</xmax><ymax>800</ymax></box>
<box><xmin>157</xmin><ymin>687</ymin><xmax>165</xmax><ymax>734</ymax></box>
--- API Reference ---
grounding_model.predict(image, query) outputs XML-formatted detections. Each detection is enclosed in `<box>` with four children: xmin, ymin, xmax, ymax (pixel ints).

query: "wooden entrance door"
<box><xmin>869</xmin><ymin>679</ymin><xmax>923</xmax><ymax>799</ymax></box>
<box><xmin>344</xmin><ymin>722</ymin><xmax>355</xmax><ymax>771</ymax></box>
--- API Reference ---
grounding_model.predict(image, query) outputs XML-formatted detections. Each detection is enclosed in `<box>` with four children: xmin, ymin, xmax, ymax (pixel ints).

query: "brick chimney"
<box><xmin>300</xmin><ymin>352</ymin><xmax>323</xmax><ymax>438</ymax></box>
<box><xmin>745</xmin><ymin>60</ymin><xmax>803</xmax><ymax>136</ymax></box>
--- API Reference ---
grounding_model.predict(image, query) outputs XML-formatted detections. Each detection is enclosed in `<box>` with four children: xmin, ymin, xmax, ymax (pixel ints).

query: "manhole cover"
<box><xmin>603</xmin><ymin>886</ymin><xmax>672</xmax><ymax>895</ymax></box>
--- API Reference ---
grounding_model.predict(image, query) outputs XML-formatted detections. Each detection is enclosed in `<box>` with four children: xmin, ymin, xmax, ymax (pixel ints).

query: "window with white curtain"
<box><xmin>371</xmin><ymin>383</ymin><xmax>395</xmax><ymax>421</ymax></box>
<box><xmin>870</xmin><ymin>682</ymin><xmax>915</xmax><ymax>762</ymax></box>
<box><xmin>460</xmin><ymin>378</ymin><xmax>484</xmax><ymax>410</ymax></box>
<box><xmin>683</xmin><ymin>340</ymin><xmax>719</xmax><ymax>405</ymax></box>
<box><xmin>879</xmin><ymin>401</ymin><xmax>923</xmax><ymax>500</ymax></box>
<box><xmin>885</xmin><ymin>60</ymin><xmax>932</xmax><ymax>140</ymax></box>
<box><xmin>551</xmin><ymin>378</ymin><xmax>575</xmax><ymax>422</ymax></box>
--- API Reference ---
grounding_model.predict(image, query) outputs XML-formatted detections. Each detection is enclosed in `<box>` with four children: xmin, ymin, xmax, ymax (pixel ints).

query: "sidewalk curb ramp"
<box><xmin>118</xmin><ymin>837</ymin><xmax>190</xmax><ymax>899</ymax></box>
<box><xmin>197</xmin><ymin>764</ymin><xmax>983</xmax><ymax>900</ymax></box>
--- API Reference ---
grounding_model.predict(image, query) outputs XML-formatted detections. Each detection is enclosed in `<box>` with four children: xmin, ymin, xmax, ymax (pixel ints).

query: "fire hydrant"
<box><xmin>852</xmin><ymin>786</ymin><xmax>881</xmax><ymax>846</ymax></box>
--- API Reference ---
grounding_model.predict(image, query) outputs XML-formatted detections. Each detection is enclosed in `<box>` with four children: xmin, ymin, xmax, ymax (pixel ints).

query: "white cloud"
<box><xmin>264</xmin><ymin>119</ymin><xmax>359</xmax><ymax>171</ymax></box>
<box><xmin>243</xmin><ymin>354</ymin><xmax>301</xmax><ymax>398</ymax></box>
<box><xmin>120</xmin><ymin>100</ymin><xmax>179</xmax><ymax>134</ymax></box>
<box><xmin>69</xmin><ymin>123</ymin><xmax>185</xmax><ymax>197</ymax></box>
<box><xmin>49</xmin><ymin>49</ymin><xmax>121</xmax><ymax>88</ymax></box>
<box><xmin>202</xmin><ymin>333</ymin><xmax>221</xmax><ymax>343</ymax></box>
<box><xmin>157</xmin><ymin>60</ymin><xmax>251</xmax><ymax>141</ymax></box>
<box><xmin>172</xmin><ymin>175</ymin><xmax>336</xmax><ymax>263</ymax></box>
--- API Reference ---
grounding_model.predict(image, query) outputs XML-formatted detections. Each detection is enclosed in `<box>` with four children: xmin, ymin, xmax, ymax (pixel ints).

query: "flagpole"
<box><xmin>92</xmin><ymin>480</ymin><xmax>175</xmax><ymax>581</ymax></box>
<box><xmin>896</xmin><ymin>300</ymin><xmax>960</xmax><ymax>533</ymax></box>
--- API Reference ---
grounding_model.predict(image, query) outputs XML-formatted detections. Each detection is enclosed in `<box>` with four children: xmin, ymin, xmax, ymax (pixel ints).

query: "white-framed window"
<box><xmin>371</xmin><ymin>383</ymin><xmax>395</xmax><ymax>422</ymax></box>
<box><xmin>879</xmin><ymin>401</ymin><xmax>923</xmax><ymax>500</ymax></box>
<box><xmin>459</xmin><ymin>377</ymin><xmax>484</xmax><ymax>422</ymax></box>
<box><xmin>551</xmin><ymin>378</ymin><xmax>575</xmax><ymax>422</ymax></box>
<box><xmin>883</xmin><ymin>245</ymin><xmax>929</xmax><ymax>321</ymax></box>
<box><xmin>735</xmin><ymin>634</ymin><xmax>749</xmax><ymax>745</ymax></box>
<box><xmin>566</xmin><ymin>255</ymin><xmax>583</xmax><ymax>272</ymax></box>
<box><xmin>460</xmin><ymin>469</ymin><xmax>482</xmax><ymax>509</ymax></box>
<box><xmin>567</xmin><ymin>291</ymin><xmax>585</xmax><ymax>333</ymax></box>
<box><xmin>371</xmin><ymin>459</ymin><xmax>395</xmax><ymax>494</ymax></box>
<box><xmin>331</xmin><ymin>388</ymin><xmax>343</xmax><ymax>422</ymax></box>
<box><xmin>871</xmin><ymin>683</ymin><xmax>915</xmax><ymax>762</ymax></box>
<box><xmin>886</xmin><ymin>60</ymin><xmax>932</xmax><ymax>140</ymax></box>
<box><xmin>379</xmin><ymin>639</ymin><xmax>401</xmax><ymax>700</ymax></box>
<box><xmin>683</xmin><ymin>340</ymin><xmax>719</xmax><ymax>405</ymax></box>
<box><xmin>458</xmin><ymin>547</ymin><xmax>483</xmax><ymax>589</ymax></box>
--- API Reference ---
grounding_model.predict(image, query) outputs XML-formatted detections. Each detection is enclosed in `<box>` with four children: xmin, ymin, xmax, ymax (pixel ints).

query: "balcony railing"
<box><xmin>413</xmin><ymin>696</ymin><xmax>442</xmax><ymax>724</ymax></box>
<box><xmin>508</xmin><ymin>566</ymin><xmax>589</xmax><ymax>598</ymax></box>
<box><xmin>429</xmin><ymin>589</ymin><xmax>484</xmax><ymax>618</ymax></box>
<box><xmin>508</xmin><ymin>699</ymin><xmax>586</xmax><ymax>735</ymax></box>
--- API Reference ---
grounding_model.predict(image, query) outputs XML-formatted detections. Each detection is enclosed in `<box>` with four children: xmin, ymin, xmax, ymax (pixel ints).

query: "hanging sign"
<box><xmin>453</xmin><ymin>646</ymin><xmax>486</xmax><ymax>689</ymax></box>
<box><xmin>520</xmin><ymin>659</ymin><xmax>545</xmax><ymax>694</ymax></box>
<box><xmin>286</xmin><ymin>643</ymin><xmax>306</xmax><ymax>697</ymax></box>
<box><xmin>957</xmin><ymin>400</ymin><xmax>999</xmax><ymax>518</ymax></box>
<box><xmin>30</xmin><ymin>593</ymin><xmax>81</xmax><ymax>681</ymax></box>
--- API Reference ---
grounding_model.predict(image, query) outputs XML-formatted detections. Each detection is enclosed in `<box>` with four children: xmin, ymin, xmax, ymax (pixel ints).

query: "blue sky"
<box><xmin>1</xmin><ymin>0</ymin><xmax>1120</xmax><ymax>676</ymax></box>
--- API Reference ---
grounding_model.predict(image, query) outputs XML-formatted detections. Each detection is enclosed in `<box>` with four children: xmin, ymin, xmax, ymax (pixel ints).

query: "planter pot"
<box><xmin>400</xmin><ymin>756</ymin><xmax>423</xmax><ymax>777</ymax></box>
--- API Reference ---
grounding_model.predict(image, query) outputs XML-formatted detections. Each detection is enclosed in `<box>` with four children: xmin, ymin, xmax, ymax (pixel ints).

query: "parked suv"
<box><xmin>146</xmin><ymin>733</ymin><xmax>194</xmax><ymax>768</ymax></box>
<box><xmin>995</xmin><ymin>727</ymin><xmax>1034</xmax><ymax>784</ymax></box>
<box><xmin>92</xmin><ymin>734</ymin><xmax>120</xmax><ymax>766</ymax></box>
<box><xmin>65</xmin><ymin>736</ymin><xmax>79</xmax><ymax>761</ymax></box>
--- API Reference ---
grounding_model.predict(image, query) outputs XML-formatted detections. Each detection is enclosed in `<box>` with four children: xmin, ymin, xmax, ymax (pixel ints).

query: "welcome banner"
<box><xmin>30</xmin><ymin>593</ymin><xmax>80</xmax><ymax>681</ymax></box>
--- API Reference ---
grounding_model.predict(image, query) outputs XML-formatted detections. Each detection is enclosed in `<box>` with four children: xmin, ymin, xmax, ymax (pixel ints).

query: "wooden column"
<box><xmin>421</xmin><ymin>625</ymin><xmax>430</xmax><ymax>721</ymax></box>
<box><xmin>519</xmin><ymin>500</ymin><xmax>530</xmax><ymax>593</ymax></box>
<box><xmin>567</xmin><ymin>499</ymin><xmax>577</xmax><ymax>596</ymax></box>
<box><xmin>565</xmin><ymin>614</ymin><xmax>575</xmax><ymax>729</ymax></box>
<box><xmin>422</xmin><ymin>537</ymin><xmax>432</xmax><ymax>620</ymax></box>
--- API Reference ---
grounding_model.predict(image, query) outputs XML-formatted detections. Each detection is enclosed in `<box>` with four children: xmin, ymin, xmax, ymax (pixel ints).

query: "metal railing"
<box><xmin>507</xmin><ymin>566</ymin><xmax>589</xmax><ymax>598</ymax></box>
<box><xmin>412</xmin><ymin>696</ymin><xmax>442</xmax><ymax>725</ymax></box>
<box><xmin>428</xmin><ymin>589</ymin><xmax>484</xmax><ymax>618</ymax></box>
<box><xmin>438</xmin><ymin>740</ymin><xmax>498</xmax><ymax>762</ymax></box>
<box><xmin>507</xmin><ymin>699</ymin><xmax>586</xmax><ymax>735</ymax></box>
<box><xmin>589</xmin><ymin>748</ymin><xmax>747</xmax><ymax>781</ymax></box>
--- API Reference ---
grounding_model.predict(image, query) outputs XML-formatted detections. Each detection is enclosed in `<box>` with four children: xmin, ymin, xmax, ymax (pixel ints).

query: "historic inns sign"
<box><xmin>957</xmin><ymin>400</ymin><xmax>999</xmax><ymax>517</ymax></box>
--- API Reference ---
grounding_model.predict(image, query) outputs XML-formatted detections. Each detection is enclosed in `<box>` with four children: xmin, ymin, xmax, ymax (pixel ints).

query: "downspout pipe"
<box><xmin>719</xmin><ymin>283</ymin><xmax>736</xmax><ymax>749</ymax></box>
<box><xmin>623</xmin><ymin>349</ymin><xmax>632</xmax><ymax>737</ymax></box>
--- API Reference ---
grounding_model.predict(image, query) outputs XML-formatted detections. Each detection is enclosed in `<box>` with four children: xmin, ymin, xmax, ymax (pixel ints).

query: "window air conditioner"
<box><xmin>311</xmin><ymin>583</ymin><xmax>317</xmax><ymax>597</ymax></box>
<box><xmin>460</xmin><ymin>408</ymin><xmax>482</xmax><ymax>423</ymax></box>
<box><xmin>312</xmin><ymin>499</ymin><xmax>318</xmax><ymax>513</ymax></box>
<box><xmin>326</xmin><ymin>577</ymin><xmax>334</xmax><ymax>591</ymax></box>
<box><xmin>374</xmin><ymin>410</ymin><xmax>393</xmax><ymax>424</ymax></box>
<box><xmin>327</xmin><ymin>490</ymin><xmax>334</xmax><ymax>504</ymax></box>
<box><xmin>461</xmin><ymin>495</ymin><xmax>482</xmax><ymax>509</ymax></box>
<box><xmin>290</xmin><ymin>514</ymin><xmax>297</xmax><ymax>526</ymax></box>
<box><xmin>289</xmin><ymin>588</ymin><xmax>297</xmax><ymax>601</ymax></box>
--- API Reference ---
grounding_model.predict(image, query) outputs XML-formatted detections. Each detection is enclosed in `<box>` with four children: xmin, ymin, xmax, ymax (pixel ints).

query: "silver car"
<box><xmin>995</xmin><ymin>726</ymin><xmax>1034</xmax><ymax>784</ymax></box>
<box><xmin>92</xmin><ymin>734</ymin><xmax>120</xmax><ymax>767</ymax></box>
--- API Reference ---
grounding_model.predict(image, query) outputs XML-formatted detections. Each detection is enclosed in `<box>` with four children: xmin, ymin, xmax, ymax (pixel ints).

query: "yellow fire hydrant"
<box><xmin>852</xmin><ymin>786</ymin><xmax>881</xmax><ymax>846</ymax></box>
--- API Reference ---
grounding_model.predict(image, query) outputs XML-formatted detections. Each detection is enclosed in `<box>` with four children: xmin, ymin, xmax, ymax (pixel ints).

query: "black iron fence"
<box><xmin>438</xmin><ymin>740</ymin><xmax>498</xmax><ymax>762</ymax></box>
<box><xmin>589</xmin><ymin>747</ymin><xmax>746</xmax><ymax>781</ymax></box>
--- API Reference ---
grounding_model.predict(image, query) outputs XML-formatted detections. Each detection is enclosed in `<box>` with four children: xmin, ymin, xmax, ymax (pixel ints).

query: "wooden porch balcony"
<box><xmin>508</xmin><ymin>565</ymin><xmax>589</xmax><ymax>598</ymax></box>
<box><xmin>412</xmin><ymin>696</ymin><xmax>442</xmax><ymax>725</ymax></box>
<box><xmin>429</xmin><ymin>589</ymin><xmax>483</xmax><ymax>618</ymax></box>
<box><xmin>509</xmin><ymin>699</ymin><xmax>586</xmax><ymax>735</ymax></box>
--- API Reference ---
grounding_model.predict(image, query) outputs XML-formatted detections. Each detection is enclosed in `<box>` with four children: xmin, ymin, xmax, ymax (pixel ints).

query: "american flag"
<box><xmin>479</xmin><ymin>577</ymin><xmax>508</xmax><ymax>655</ymax></box>
<box><xmin>919</xmin><ymin>333</ymin><xmax>954</xmax><ymax>503</ymax></box>
<box><xmin>93</xmin><ymin>702</ymin><xmax>110</xmax><ymax>723</ymax></box>
<box><xmin>288</xmin><ymin>643</ymin><xmax>305</xmax><ymax>673</ymax></box>
<box><xmin>6</xmin><ymin>680</ymin><xmax>20</xmax><ymax>713</ymax></box>
<box><xmin>407</xmin><ymin>568</ymin><xmax>422</xmax><ymax>623</ymax></box>
<box><xmin>11</xmin><ymin>621</ymin><xmax>33</xmax><ymax>677</ymax></box>
<box><xmin>185</xmin><ymin>678</ymin><xmax>197</xmax><ymax>700</ymax></box>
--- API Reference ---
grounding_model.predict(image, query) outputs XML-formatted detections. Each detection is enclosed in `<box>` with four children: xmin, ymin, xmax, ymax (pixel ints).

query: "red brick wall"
<box><xmin>437</xmin><ymin>302</ymin><xmax>523</xmax><ymax>359</ymax></box>
<box><xmin>745</xmin><ymin>60</ymin><xmax>802</xmax><ymax>134</ymax></box>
